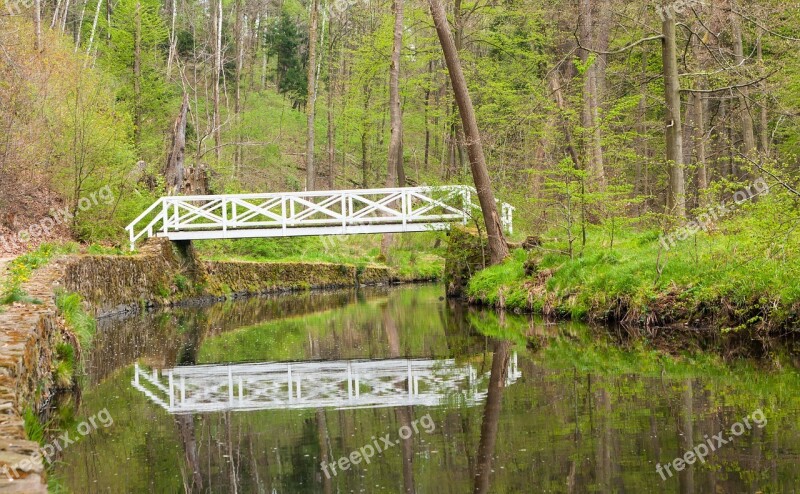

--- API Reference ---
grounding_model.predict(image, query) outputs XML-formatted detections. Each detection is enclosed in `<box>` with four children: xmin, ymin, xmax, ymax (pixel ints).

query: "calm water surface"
<box><xmin>54</xmin><ymin>284</ymin><xmax>800</xmax><ymax>493</ymax></box>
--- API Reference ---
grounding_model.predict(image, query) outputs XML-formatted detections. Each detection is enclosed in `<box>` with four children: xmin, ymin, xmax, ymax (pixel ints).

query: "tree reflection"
<box><xmin>473</xmin><ymin>339</ymin><xmax>511</xmax><ymax>494</ymax></box>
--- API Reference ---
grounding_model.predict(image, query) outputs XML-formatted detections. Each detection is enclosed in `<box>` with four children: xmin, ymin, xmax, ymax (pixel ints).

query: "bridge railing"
<box><xmin>132</xmin><ymin>354</ymin><xmax>521</xmax><ymax>413</ymax></box>
<box><xmin>126</xmin><ymin>185</ymin><xmax>514</xmax><ymax>250</ymax></box>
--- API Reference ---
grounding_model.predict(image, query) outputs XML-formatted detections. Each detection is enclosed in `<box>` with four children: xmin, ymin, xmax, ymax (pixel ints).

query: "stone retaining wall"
<box><xmin>63</xmin><ymin>239</ymin><xmax>396</xmax><ymax>316</ymax></box>
<box><xmin>0</xmin><ymin>261</ymin><xmax>67</xmax><ymax>492</ymax></box>
<box><xmin>0</xmin><ymin>238</ymin><xmax>408</xmax><ymax>491</ymax></box>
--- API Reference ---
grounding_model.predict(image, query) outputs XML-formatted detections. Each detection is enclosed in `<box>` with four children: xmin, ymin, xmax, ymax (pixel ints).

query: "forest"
<box><xmin>1</xmin><ymin>0</ymin><xmax>800</xmax><ymax>326</ymax></box>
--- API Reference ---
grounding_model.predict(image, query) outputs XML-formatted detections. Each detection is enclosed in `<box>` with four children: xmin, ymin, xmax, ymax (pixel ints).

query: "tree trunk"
<box><xmin>165</xmin><ymin>93</ymin><xmax>190</xmax><ymax>194</ymax></box>
<box><xmin>59</xmin><ymin>0</ymin><xmax>70</xmax><ymax>31</ymax></box>
<box><xmin>85</xmin><ymin>0</ymin><xmax>103</xmax><ymax>60</ymax></box>
<box><xmin>661</xmin><ymin>4</ymin><xmax>686</xmax><ymax>218</ymax></box>
<box><xmin>634</xmin><ymin>43</ymin><xmax>649</xmax><ymax>204</ymax></box>
<box><xmin>382</xmin><ymin>0</ymin><xmax>405</xmax><ymax>257</ymax></box>
<box><xmin>423</xmin><ymin>61</ymin><xmax>433</xmax><ymax>168</ymax></box>
<box><xmin>305</xmin><ymin>0</ymin><xmax>319</xmax><ymax>190</ymax></box>
<box><xmin>326</xmin><ymin>23</ymin><xmax>335</xmax><ymax>189</ymax></box>
<box><xmin>731</xmin><ymin>1</ymin><xmax>756</xmax><ymax>159</ymax></box>
<box><xmin>579</xmin><ymin>0</ymin><xmax>606</xmax><ymax>190</ymax></box>
<box><xmin>428</xmin><ymin>0</ymin><xmax>509</xmax><ymax>264</ymax></box>
<box><xmin>234</xmin><ymin>0</ymin><xmax>244</xmax><ymax>176</ymax></box>
<box><xmin>166</xmin><ymin>0</ymin><xmax>177</xmax><ymax>79</ymax></box>
<box><xmin>693</xmin><ymin>91</ymin><xmax>709</xmax><ymax>206</ymax></box>
<box><xmin>33</xmin><ymin>0</ymin><xmax>42</xmax><ymax>52</ymax></box>
<box><xmin>51</xmin><ymin>0</ymin><xmax>62</xmax><ymax>30</ymax></box>
<box><xmin>756</xmin><ymin>32</ymin><xmax>770</xmax><ymax>156</ymax></box>
<box><xmin>74</xmin><ymin>0</ymin><xmax>88</xmax><ymax>51</ymax></box>
<box><xmin>361</xmin><ymin>83</ymin><xmax>371</xmax><ymax>188</ymax></box>
<box><xmin>133</xmin><ymin>1</ymin><xmax>142</xmax><ymax>147</ymax></box>
<box><xmin>212</xmin><ymin>0</ymin><xmax>222</xmax><ymax>165</ymax></box>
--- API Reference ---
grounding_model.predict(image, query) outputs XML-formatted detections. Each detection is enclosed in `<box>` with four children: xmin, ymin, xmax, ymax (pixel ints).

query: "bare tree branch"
<box><xmin>680</xmin><ymin>70</ymin><xmax>777</xmax><ymax>93</ymax></box>
<box><xmin>573</xmin><ymin>25</ymin><xmax>663</xmax><ymax>55</ymax></box>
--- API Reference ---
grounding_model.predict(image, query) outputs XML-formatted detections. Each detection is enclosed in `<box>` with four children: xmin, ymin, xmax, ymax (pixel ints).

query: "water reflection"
<box><xmin>52</xmin><ymin>284</ymin><xmax>800</xmax><ymax>493</ymax></box>
<box><xmin>132</xmin><ymin>355</ymin><xmax>522</xmax><ymax>413</ymax></box>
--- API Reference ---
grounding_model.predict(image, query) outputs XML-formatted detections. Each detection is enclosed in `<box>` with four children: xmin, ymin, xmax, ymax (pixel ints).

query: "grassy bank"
<box><xmin>196</xmin><ymin>231</ymin><xmax>447</xmax><ymax>281</ymax></box>
<box><xmin>467</xmin><ymin>197</ymin><xmax>800</xmax><ymax>332</ymax></box>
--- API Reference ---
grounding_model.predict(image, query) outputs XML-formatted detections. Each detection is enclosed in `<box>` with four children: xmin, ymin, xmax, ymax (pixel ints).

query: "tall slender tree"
<box><xmin>306</xmin><ymin>0</ymin><xmax>320</xmax><ymax>190</ymax></box>
<box><xmin>428</xmin><ymin>0</ymin><xmax>509</xmax><ymax>264</ymax></box>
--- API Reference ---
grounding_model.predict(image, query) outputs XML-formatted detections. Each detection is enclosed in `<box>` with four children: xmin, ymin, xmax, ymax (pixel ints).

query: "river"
<box><xmin>52</xmin><ymin>284</ymin><xmax>800</xmax><ymax>492</ymax></box>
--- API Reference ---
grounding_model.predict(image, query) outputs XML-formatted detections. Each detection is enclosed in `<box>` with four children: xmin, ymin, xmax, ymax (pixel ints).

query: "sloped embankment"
<box><xmin>0</xmin><ymin>238</ymin><xmax>401</xmax><ymax>491</ymax></box>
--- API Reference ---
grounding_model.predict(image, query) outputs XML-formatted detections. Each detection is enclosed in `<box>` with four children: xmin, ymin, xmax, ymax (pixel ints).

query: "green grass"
<box><xmin>22</xmin><ymin>408</ymin><xmax>46</xmax><ymax>445</ymax></box>
<box><xmin>467</xmin><ymin>194</ymin><xmax>800</xmax><ymax>330</ymax></box>
<box><xmin>0</xmin><ymin>243</ymin><xmax>79</xmax><ymax>305</ymax></box>
<box><xmin>54</xmin><ymin>290</ymin><xmax>97</xmax><ymax>349</ymax></box>
<box><xmin>196</xmin><ymin>231</ymin><xmax>447</xmax><ymax>280</ymax></box>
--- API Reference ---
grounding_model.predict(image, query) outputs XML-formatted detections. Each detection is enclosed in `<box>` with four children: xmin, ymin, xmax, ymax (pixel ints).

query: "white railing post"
<box><xmin>341</xmin><ymin>192</ymin><xmax>347</xmax><ymax>229</ymax></box>
<box><xmin>222</xmin><ymin>198</ymin><xmax>228</xmax><ymax>232</ymax></box>
<box><xmin>401</xmin><ymin>190</ymin><xmax>406</xmax><ymax>226</ymax></box>
<box><xmin>281</xmin><ymin>196</ymin><xmax>287</xmax><ymax>233</ymax></box>
<box><xmin>173</xmin><ymin>199</ymin><xmax>180</xmax><ymax>231</ymax></box>
<box><xmin>462</xmin><ymin>187</ymin><xmax>470</xmax><ymax>225</ymax></box>
<box><xmin>168</xmin><ymin>370</ymin><xmax>174</xmax><ymax>410</ymax></box>
<box><xmin>161</xmin><ymin>199</ymin><xmax>169</xmax><ymax>233</ymax></box>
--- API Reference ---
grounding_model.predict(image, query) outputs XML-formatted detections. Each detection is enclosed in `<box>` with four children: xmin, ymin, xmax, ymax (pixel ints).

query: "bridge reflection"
<box><xmin>132</xmin><ymin>354</ymin><xmax>521</xmax><ymax>414</ymax></box>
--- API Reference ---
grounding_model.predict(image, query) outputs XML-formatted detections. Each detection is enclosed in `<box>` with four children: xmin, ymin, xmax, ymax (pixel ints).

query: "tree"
<box><xmin>381</xmin><ymin>0</ymin><xmax>405</xmax><ymax>257</ymax></box>
<box><xmin>661</xmin><ymin>1</ymin><xmax>686</xmax><ymax>218</ymax></box>
<box><xmin>269</xmin><ymin>11</ymin><xmax>308</xmax><ymax>107</ymax></box>
<box><xmin>306</xmin><ymin>0</ymin><xmax>320</xmax><ymax>190</ymax></box>
<box><xmin>428</xmin><ymin>0</ymin><xmax>509</xmax><ymax>265</ymax></box>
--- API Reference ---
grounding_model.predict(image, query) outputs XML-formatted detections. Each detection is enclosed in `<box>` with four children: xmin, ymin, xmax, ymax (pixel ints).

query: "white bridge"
<box><xmin>125</xmin><ymin>186</ymin><xmax>514</xmax><ymax>250</ymax></box>
<box><xmin>132</xmin><ymin>355</ymin><xmax>521</xmax><ymax>414</ymax></box>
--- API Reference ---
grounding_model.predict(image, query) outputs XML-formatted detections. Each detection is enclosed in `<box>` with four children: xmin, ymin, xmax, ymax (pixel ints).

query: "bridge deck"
<box><xmin>126</xmin><ymin>186</ymin><xmax>514</xmax><ymax>250</ymax></box>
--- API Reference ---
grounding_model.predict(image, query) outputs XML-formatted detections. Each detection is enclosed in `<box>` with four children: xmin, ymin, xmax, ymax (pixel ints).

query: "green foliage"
<box><xmin>55</xmin><ymin>290</ymin><xmax>97</xmax><ymax>349</ymax></box>
<box><xmin>197</xmin><ymin>231</ymin><xmax>447</xmax><ymax>281</ymax></box>
<box><xmin>22</xmin><ymin>408</ymin><xmax>45</xmax><ymax>446</ymax></box>
<box><xmin>95</xmin><ymin>0</ymin><xmax>171</xmax><ymax>155</ymax></box>
<box><xmin>54</xmin><ymin>342</ymin><xmax>77</xmax><ymax>389</ymax></box>
<box><xmin>468</xmin><ymin>190</ymin><xmax>800</xmax><ymax>330</ymax></box>
<box><xmin>1</xmin><ymin>243</ymin><xmax>79</xmax><ymax>305</ymax></box>
<box><xmin>173</xmin><ymin>273</ymin><xmax>189</xmax><ymax>292</ymax></box>
<box><xmin>268</xmin><ymin>10</ymin><xmax>308</xmax><ymax>107</ymax></box>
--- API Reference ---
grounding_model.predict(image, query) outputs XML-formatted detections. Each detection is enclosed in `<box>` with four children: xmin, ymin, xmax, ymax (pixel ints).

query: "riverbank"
<box><xmin>0</xmin><ymin>237</ymin><xmax>442</xmax><ymax>491</ymax></box>
<box><xmin>461</xmin><ymin>224</ymin><xmax>800</xmax><ymax>335</ymax></box>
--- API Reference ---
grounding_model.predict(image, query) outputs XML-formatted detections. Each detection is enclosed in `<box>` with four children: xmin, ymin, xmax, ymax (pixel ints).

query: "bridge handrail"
<box><xmin>125</xmin><ymin>185</ymin><xmax>514</xmax><ymax>250</ymax></box>
<box><xmin>125</xmin><ymin>197</ymin><xmax>167</xmax><ymax>247</ymax></box>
